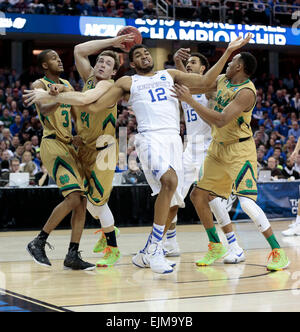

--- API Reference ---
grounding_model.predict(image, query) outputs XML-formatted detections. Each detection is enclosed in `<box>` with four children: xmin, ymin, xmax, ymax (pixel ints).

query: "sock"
<box><xmin>266</xmin><ymin>234</ymin><xmax>280</xmax><ymax>250</ymax></box>
<box><xmin>166</xmin><ymin>229</ymin><xmax>176</xmax><ymax>241</ymax></box>
<box><xmin>105</xmin><ymin>230</ymin><xmax>117</xmax><ymax>247</ymax></box>
<box><xmin>151</xmin><ymin>223</ymin><xmax>165</xmax><ymax>244</ymax></box>
<box><xmin>37</xmin><ymin>230</ymin><xmax>49</xmax><ymax>241</ymax></box>
<box><xmin>206</xmin><ymin>226</ymin><xmax>221</xmax><ymax>243</ymax></box>
<box><xmin>225</xmin><ymin>231</ymin><xmax>237</xmax><ymax>246</ymax></box>
<box><xmin>69</xmin><ymin>242</ymin><xmax>79</xmax><ymax>252</ymax></box>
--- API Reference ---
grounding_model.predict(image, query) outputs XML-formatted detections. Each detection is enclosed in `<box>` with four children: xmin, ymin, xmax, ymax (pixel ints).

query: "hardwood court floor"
<box><xmin>0</xmin><ymin>221</ymin><xmax>300</xmax><ymax>312</ymax></box>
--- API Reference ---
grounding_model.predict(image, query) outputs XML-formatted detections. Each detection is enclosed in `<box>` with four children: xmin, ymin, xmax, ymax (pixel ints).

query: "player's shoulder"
<box><xmin>32</xmin><ymin>78</ymin><xmax>46</xmax><ymax>90</ymax></box>
<box><xmin>116</xmin><ymin>75</ymin><xmax>132</xmax><ymax>90</ymax></box>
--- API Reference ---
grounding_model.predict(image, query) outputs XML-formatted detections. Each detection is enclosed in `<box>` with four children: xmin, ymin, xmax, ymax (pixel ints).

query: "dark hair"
<box><xmin>128</xmin><ymin>44</ymin><xmax>150</xmax><ymax>62</ymax></box>
<box><xmin>96</xmin><ymin>50</ymin><xmax>120</xmax><ymax>72</ymax></box>
<box><xmin>190</xmin><ymin>52</ymin><xmax>210</xmax><ymax>73</ymax></box>
<box><xmin>37</xmin><ymin>49</ymin><xmax>54</xmax><ymax>70</ymax></box>
<box><xmin>1</xmin><ymin>160</ymin><xmax>9</xmax><ymax>170</ymax></box>
<box><xmin>239</xmin><ymin>52</ymin><xmax>257</xmax><ymax>77</ymax></box>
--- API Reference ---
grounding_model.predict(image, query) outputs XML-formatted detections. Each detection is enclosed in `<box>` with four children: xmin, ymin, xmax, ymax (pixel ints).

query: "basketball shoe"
<box><xmin>223</xmin><ymin>245</ymin><xmax>245</xmax><ymax>264</ymax></box>
<box><xmin>64</xmin><ymin>249</ymin><xmax>95</xmax><ymax>271</ymax></box>
<box><xmin>196</xmin><ymin>242</ymin><xmax>227</xmax><ymax>266</ymax></box>
<box><xmin>266</xmin><ymin>248</ymin><xmax>290</xmax><ymax>271</ymax></box>
<box><xmin>96</xmin><ymin>246</ymin><xmax>121</xmax><ymax>267</ymax></box>
<box><xmin>93</xmin><ymin>226</ymin><xmax>120</xmax><ymax>253</ymax></box>
<box><xmin>281</xmin><ymin>221</ymin><xmax>300</xmax><ymax>237</ymax></box>
<box><xmin>27</xmin><ymin>238</ymin><xmax>53</xmax><ymax>267</ymax></box>
<box><xmin>147</xmin><ymin>242</ymin><xmax>174</xmax><ymax>274</ymax></box>
<box><xmin>163</xmin><ymin>237</ymin><xmax>180</xmax><ymax>257</ymax></box>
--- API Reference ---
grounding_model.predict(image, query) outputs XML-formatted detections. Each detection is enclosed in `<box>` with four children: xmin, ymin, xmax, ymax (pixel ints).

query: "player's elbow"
<box><xmin>74</xmin><ymin>44</ymin><xmax>84</xmax><ymax>57</ymax></box>
<box><xmin>215</xmin><ymin>117</ymin><xmax>226</xmax><ymax>128</ymax></box>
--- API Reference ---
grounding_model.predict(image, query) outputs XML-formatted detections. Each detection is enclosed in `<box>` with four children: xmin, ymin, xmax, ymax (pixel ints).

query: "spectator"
<box><xmin>264</xmin><ymin>156</ymin><xmax>284</xmax><ymax>179</ymax></box>
<box><xmin>58</xmin><ymin>0</ymin><xmax>78</xmax><ymax>15</ymax></box>
<box><xmin>254</xmin><ymin>125</ymin><xmax>269</xmax><ymax>145</ymax></box>
<box><xmin>20</xmin><ymin>151</ymin><xmax>38</xmax><ymax>175</ymax></box>
<box><xmin>76</xmin><ymin>0</ymin><xmax>92</xmax><ymax>16</ymax></box>
<box><xmin>44</xmin><ymin>0</ymin><xmax>57</xmax><ymax>15</ymax></box>
<box><xmin>0</xmin><ymin>160</ymin><xmax>10</xmax><ymax>187</ymax></box>
<box><xmin>10</xmin><ymin>157</ymin><xmax>20</xmax><ymax>173</ymax></box>
<box><xmin>0</xmin><ymin>108</ymin><xmax>14</xmax><ymax>129</ymax></box>
<box><xmin>28</xmin><ymin>0</ymin><xmax>46</xmax><ymax>14</ymax></box>
<box><xmin>123</xmin><ymin>2</ymin><xmax>138</xmax><ymax>18</ymax></box>
<box><xmin>143</xmin><ymin>1</ymin><xmax>157</xmax><ymax>19</ymax></box>
<box><xmin>288</xmin><ymin>121</ymin><xmax>300</xmax><ymax>140</ymax></box>
<box><xmin>13</xmin><ymin>144</ymin><xmax>24</xmax><ymax>162</ymax></box>
<box><xmin>282</xmin><ymin>158</ymin><xmax>300</xmax><ymax>180</ymax></box>
<box><xmin>122</xmin><ymin>158</ymin><xmax>146</xmax><ymax>184</ymax></box>
<box><xmin>132</xmin><ymin>0</ymin><xmax>144</xmax><ymax>16</ymax></box>
<box><xmin>116</xmin><ymin>152</ymin><xmax>128</xmax><ymax>173</ymax></box>
<box><xmin>13</xmin><ymin>0</ymin><xmax>28</xmax><ymax>13</ymax></box>
<box><xmin>291</xmin><ymin>92</ymin><xmax>300</xmax><ymax>112</ymax></box>
<box><xmin>35</xmin><ymin>163</ymin><xmax>50</xmax><ymax>186</ymax></box>
<box><xmin>275</xmin><ymin>115</ymin><xmax>289</xmax><ymax>139</ymax></box>
<box><xmin>10</xmin><ymin>135</ymin><xmax>20</xmax><ymax>153</ymax></box>
<box><xmin>92</xmin><ymin>0</ymin><xmax>107</xmax><ymax>16</ymax></box>
<box><xmin>9</xmin><ymin>114</ymin><xmax>23</xmax><ymax>136</ymax></box>
<box><xmin>257</xmin><ymin>148</ymin><xmax>267</xmax><ymax>172</ymax></box>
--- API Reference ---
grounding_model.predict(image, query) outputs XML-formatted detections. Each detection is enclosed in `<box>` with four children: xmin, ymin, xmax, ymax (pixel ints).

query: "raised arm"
<box><xmin>171</xmin><ymin>84</ymin><xmax>255</xmax><ymax>128</ymax></box>
<box><xmin>74</xmin><ymin>34</ymin><xmax>134</xmax><ymax>82</ymax></box>
<box><xmin>169</xmin><ymin>33</ymin><xmax>252</xmax><ymax>93</ymax></box>
<box><xmin>173</xmin><ymin>48</ymin><xmax>190</xmax><ymax>72</ymax></box>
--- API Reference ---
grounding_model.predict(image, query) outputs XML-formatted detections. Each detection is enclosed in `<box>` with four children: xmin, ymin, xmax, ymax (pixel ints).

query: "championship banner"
<box><xmin>226</xmin><ymin>181</ymin><xmax>300</xmax><ymax>220</ymax></box>
<box><xmin>1</xmin><ymin>13</ymin><xmax>300</xmax><ymax>46</ymax></box>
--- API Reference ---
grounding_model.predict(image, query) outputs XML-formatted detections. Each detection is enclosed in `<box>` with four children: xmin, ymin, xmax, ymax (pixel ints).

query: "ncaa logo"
<box><xmin>160</xmin><ymin>75</ymin><xmax>166</xmax><ymax>81</ymax></box>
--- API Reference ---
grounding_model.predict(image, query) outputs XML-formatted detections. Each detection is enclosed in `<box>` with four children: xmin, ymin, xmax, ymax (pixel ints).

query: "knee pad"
<box><xmin>87</xmin><ymin>201</ymin><xmax>114</xmax><ymax>228</ymax></box>
<box><xmin>238</xmin><ymin>196</ymin><xmax>270</xmax><ymax>233</ymax></box>
<box><xmin>209</xmin><ymin>197</ymin><xmax>231</xmax><ymax>228</ymax></box>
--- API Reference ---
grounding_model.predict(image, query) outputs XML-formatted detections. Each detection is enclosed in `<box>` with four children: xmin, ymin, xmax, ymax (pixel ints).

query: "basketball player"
<box><xmin>26</xmin><ymin>49</ymin><xmax>95</xmax><ymax>271</ymax></box>
<box><xmin>24</xmin><ymin>34</ymin><xmax>252</xmax><ymax>274</ymax></box>
<box><xmin>164</xmin><ymin>49</ymin><xmax>245</xmax><ymax>264</ymax></box>
<box><xmin>171</xmin><ymin>52</ymin><xmax>290</xmax><ymax>271</ymax></box>
<box><xmin>282</xmin><ymin>140</ymin><xmax>300</xmax><ymax>236</ymax></box>
<box><xmin>72</xmin><ymin>35</ymin><xmax>134</xmax><ymax>267</ymax></box>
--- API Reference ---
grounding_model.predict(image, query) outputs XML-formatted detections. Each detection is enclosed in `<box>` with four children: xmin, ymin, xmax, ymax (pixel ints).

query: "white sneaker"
<box><xmin>223</xmin><ymin>246</ymin><xmax>245</xmax><ymax>264</ymax></box>
<box><xmin>163</xmin><ymin>239</ymin><xmax>181</xmax><ymax>257</ymax></box>
<box><xmin>132</xmin><ymin>249</ymin><xmax>176</xmax><ymax>269</ymax></box>
<box><xmin>147</xmin><ymin>242</ymin><xmax>174</xmax><ymax>274</ymax></box>
<box><xmin>282</xmin><ymin>223</ymin><xmax>300</xmax><ymax>236</ymax></box>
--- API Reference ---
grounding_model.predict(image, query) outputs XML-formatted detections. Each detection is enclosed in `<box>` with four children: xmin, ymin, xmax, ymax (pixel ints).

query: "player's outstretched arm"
<box><xmin>74</xmin><ymin>34</ymin><xmax>135</xmax><ymax>82</ymax></box>
<box><xmin>173</xmin><ymin>48</ymin><xmax>190</xmax><ymax>72</ymax></box>
<box><xmin>169</xmin><ymin>33</ymin><xmax>252</xmax><ymax>92</ymax></box>
<box><xmin>24</xmin><ymin>80</ymin><xmax>114</xmax><ymax>107</ymax></box>
<box><xmin>171</xmin><ymin>84</ymin><xmax>255</xmax><ymax>128</ymax></box>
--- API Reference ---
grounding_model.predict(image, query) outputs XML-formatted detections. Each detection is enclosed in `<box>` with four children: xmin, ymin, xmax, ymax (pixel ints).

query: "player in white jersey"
<box><xmin>24</xmin><ymin>35</ymin><xmax>252</xmax><ymax>274</ymax></box>
<box><xmin>163</xmin><ymin>50</ymin><xmax>245</xmax><ymax>264</ymax></box>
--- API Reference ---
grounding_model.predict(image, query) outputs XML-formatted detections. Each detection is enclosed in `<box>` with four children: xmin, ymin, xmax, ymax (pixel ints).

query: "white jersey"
<box><xmin>128</xmin><ymin>70</ymin><xmax>180</xmax><ymax>134</ymax></box>
<box><xmin>181</xmin><ymin>94</ymin><xmax>212</xmax><ymax>150</ymax></box>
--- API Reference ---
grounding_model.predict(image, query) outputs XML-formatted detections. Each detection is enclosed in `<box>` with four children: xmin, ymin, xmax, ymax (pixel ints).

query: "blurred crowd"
<box><xmin>1</xmin><ymin>0</ymin><xmax>300</xmax><ymax>26</ymax></box>
<box><xmin>1</xmin><ymin>54</ymin><xmax>300</xmax><ymax>187</ymax></box>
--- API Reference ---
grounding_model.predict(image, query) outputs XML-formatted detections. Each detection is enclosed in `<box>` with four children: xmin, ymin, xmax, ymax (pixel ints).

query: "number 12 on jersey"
<box><xmin>148</xmin><ymin>88</ymin><xmax>167</xmax><ymax>102</ymax></box>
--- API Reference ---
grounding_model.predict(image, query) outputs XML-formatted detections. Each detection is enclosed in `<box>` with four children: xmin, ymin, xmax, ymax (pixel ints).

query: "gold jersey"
<box><xmin>74</xmin><ymin>75</ymin><xmax>117</xmax><ymax>149</ymax></box>
<box><xmin>211</xmin><ymin>74</ymin><xmax>256</xmax><ymax>144</ymax></box>
<box><xmin>36</xmin><ymin>76</ymin><xmax>73</xmax><ymax>144</ymax></box>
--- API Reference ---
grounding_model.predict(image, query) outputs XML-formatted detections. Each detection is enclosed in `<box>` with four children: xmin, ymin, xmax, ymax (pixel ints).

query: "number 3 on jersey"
<box><xmin>186</xmin><ymin>109</ymin><xmax>198</xmax><ymax>122</ymax></box>
<box><xmin>148</xmin><ymin>88</ymin><xmax>167</xmax><ymax>102</ymax></box>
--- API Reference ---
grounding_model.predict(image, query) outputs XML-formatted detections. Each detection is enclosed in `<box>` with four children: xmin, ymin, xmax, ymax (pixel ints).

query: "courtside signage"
<box><xmin>1</xmin><ymin>13</ymin><xmax>299</xmax><ymax>46</ymax></box>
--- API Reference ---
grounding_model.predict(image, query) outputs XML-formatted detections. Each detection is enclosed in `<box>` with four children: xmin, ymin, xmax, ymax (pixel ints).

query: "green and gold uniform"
<box><xmin>36</xmin><ymin>76</ymin><xmax>84</xmax><ymax>197</ymax></box>
<box><xmin>74</xmin><ymin>75</ymin><xmax>118</xmax><ymax>206</ymax></box>
<box><xmin>197</xmin><ymin>74</ymin><xmax>257</xmax><ymax>200</ymax></box>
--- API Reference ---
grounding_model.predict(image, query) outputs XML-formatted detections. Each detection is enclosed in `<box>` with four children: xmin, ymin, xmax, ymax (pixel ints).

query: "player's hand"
<box><xmin>290</xmin><ymin>150</ymin><xmax>298</xmax><ymax>163</ymax></box>
<box><xmin>49</xmin><ymin>84</ymin><xmax>60</xmax><ymax>96</ymax></box>
<box><xmin>227</xmin><ymin>33</ymin><xmax>253</xmax><ymax>53</ymax></box>
<box><xmin>170</xmin><ymin>84</ymin><xmax>193</xmax><ymax>103</ymax></box>
<box><xmin>72</xmin><ymin>135</ymin><xmax>84</xmax><ymax>148</ymax></box>
<box><xmin>112</xmin><ymin>33</ymin><xmax>135</xmax><ymax>50</ymax></box>
<box><xmin>23</xmin><ymin>89</ymin><xmax>51</xmax><ymax>106</ymax></box>
<box><xmin>174</xmin><ymin>48</ymin><xmax>190</xmax><ymax>62</ymax></box>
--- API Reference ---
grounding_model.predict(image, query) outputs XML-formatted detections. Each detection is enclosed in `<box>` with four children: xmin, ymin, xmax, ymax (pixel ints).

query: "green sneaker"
<box><xmin>96</xmin><ymin>246</ymin><xmax>121</xmax><ymax>267</ymax></box>
<box><xmin>267</xmin><ymin>248</ymin><xmax>290</xmax><ymax>271</ymax></box>
<box><xmin>196</xmin><ymin>242</ymin><xmax>227</xmax><ymax>266</ymax></box>
<box><xmin>93</xmin><ymin>226</ymin><xmax>120</xmax><ymax>253</ymax></box>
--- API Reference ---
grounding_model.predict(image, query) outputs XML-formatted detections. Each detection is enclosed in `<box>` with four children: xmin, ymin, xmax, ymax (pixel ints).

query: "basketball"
<box><xmin>117</xmin><ymin>26</ymin><xmax>143</xmax><ymax>52</ymax></box>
